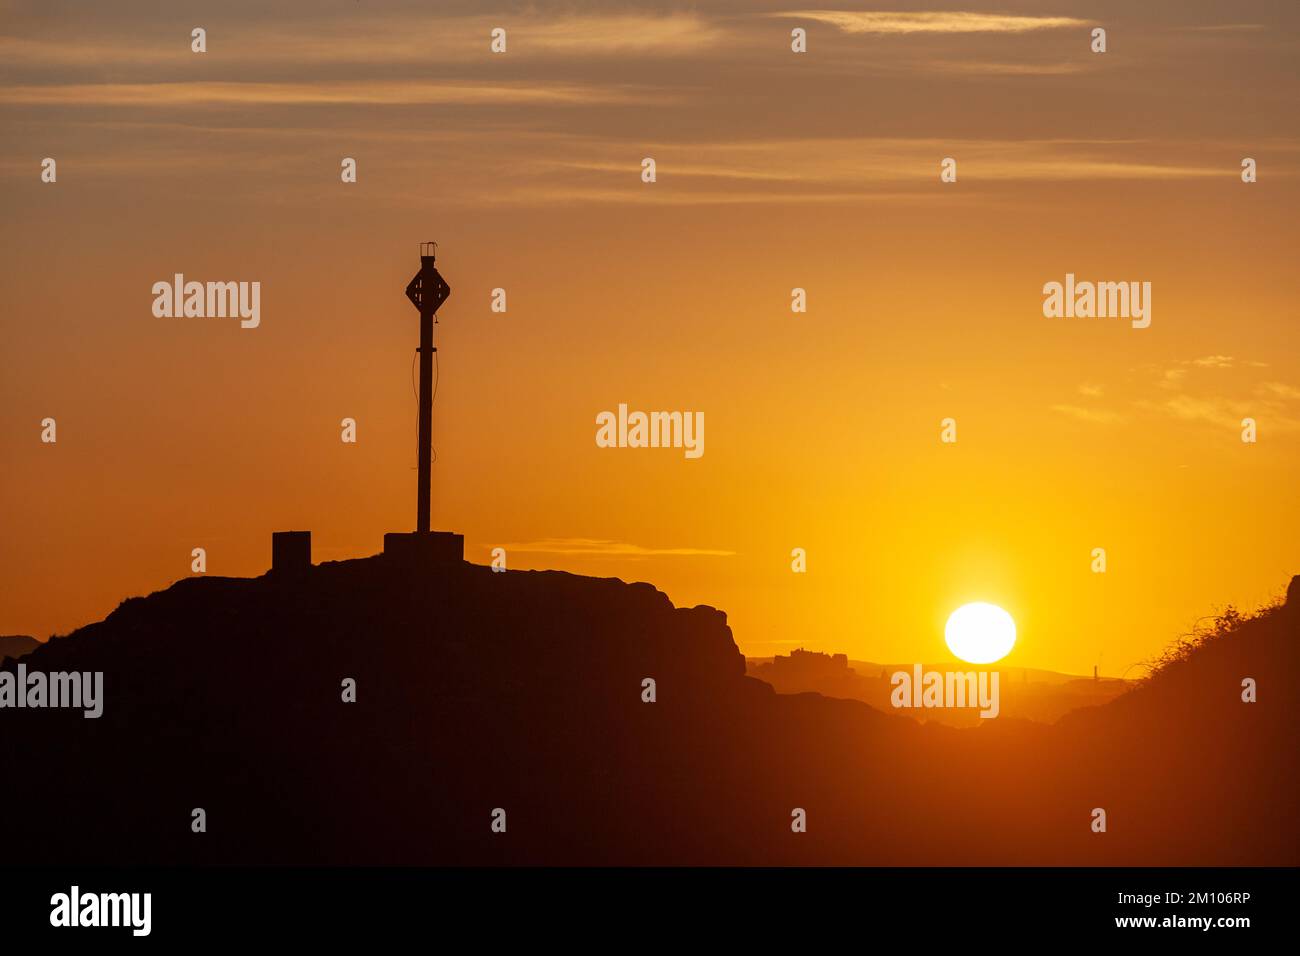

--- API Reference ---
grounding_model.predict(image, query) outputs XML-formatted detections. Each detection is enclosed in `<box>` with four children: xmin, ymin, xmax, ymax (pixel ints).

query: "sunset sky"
<box><xmin>2</xmin><ymin>0</ymin><xmax>1297</xmax><ymax>675</ymax></box>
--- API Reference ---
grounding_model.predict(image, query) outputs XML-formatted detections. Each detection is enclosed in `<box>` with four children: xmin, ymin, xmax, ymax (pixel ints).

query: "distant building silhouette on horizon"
<box><xmin>772</xmin><ymin>647</ymin><xmax>850</xmax><ymax>674</ymax></box>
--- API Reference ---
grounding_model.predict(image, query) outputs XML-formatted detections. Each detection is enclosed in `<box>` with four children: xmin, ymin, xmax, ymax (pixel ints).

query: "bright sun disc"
<box><xmin>945</xmin><ymin>603</ymin><xmax>1016</xmax><ymax>664</ymax></box>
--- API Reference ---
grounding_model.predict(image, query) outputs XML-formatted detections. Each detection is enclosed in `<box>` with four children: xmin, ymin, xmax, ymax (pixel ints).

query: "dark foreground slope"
<box><xmin>1</xmin><ymin>560</ymin><xmax>1295</xmax><ymax>865</ymax></box>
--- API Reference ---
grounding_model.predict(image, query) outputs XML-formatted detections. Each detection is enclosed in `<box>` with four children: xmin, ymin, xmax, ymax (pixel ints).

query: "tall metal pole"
<box><xmin>405</xmin><ymin>243</ymin><xmax>450</xmax><ymax>536</ymax></box>
<box><xmin>416</xmin><ymin>302</ymin><xmax>433</xmax><ymax>534</ymax></box>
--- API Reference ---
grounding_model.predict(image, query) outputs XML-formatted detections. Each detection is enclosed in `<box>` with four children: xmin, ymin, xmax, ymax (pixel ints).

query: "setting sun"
<box><xmin>945</xmin><ymin>603</ymin><xmax>1017</xmax><ymax>664</ymax></box>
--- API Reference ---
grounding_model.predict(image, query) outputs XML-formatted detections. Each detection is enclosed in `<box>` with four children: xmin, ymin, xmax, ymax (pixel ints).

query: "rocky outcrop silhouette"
<box><xmin>0</xmin><ymin>562</ymin><xmax>1294</xmax><ymax>865</ymax></box>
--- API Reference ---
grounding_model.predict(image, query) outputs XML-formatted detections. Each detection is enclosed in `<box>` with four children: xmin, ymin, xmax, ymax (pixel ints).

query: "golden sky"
<box><xmin>2</xmin><ymin>0</ymin><xmax>1297</xmax><ymax>675</ymax></box>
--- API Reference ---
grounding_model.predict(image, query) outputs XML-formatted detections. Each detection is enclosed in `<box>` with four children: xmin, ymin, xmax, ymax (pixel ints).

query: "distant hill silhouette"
<box><xmin>747</xmin><ymin>650</ymin><xmax>1133</xmax><ymax>726</ymax></box>
<box><xmin>0</xmin><ymin>560</ymin><xmax>1294</xmax><ymax>865</ymax></box>
<box><xmin>0</xmin><ymin>635</ymin><xmax>39</xmax><ymax>662</ymax></box>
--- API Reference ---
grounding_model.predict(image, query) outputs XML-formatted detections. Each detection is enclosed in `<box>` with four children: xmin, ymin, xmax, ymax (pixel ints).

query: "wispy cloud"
<box><xmin>1175</xmin><ymin>24</ymin><xmax>1266</xmax><ymax>33</ymax></box>
<box><xmin>1153</xmin><ymin>383</ymin><xmax>1300</xmax><ymax>432</ymax></box>
<box><xmin>922</xmin><ymin>59</ymin><xmax>1086</xmax><ymax>76</ymax></box>
<box><xmin>1134</xmin><ymin>359</ymin><xmax>1300</xmax><ymax>432</ymax></box>
<box><xmin>1155</xmin><ymin>356</ymin><xmax>1269</xmax><ymax>388</ymax></box>
<box><xmin>544</xmin><ymin>136</ymin><xmax>1231</xmax><ymax>199</ymax></box>
<box><xmin>1258</xmin><ymin>382</ymin><xmax>1300</xmax><ymax>401</ymax></box>
<box><xmin>772</xmin><ymin>11</ymin><xmax>1090</xmax><ymax>35</ymax></box>
<box><xmin>1050</xmin><ymin>404</ymin><xmax>1125</xmax><ymax>425</ymax></box>
<box><xmin>479</xmin><ymin>187</ymin><xmax>948</xmax><ymax>207</ymax></box>
<box><xmin>0</xmin><ymin>117</ymin><xmax>1247</xmax><ymax>205</ymax></box>
<box><xmin>515</xmin><ymin>14</ymin><xmax>722</xmax><ymax>55</ymax></box>
<box><xmin>498</xmin><ymin>538</ymin><xmax>735</xmax><ymax>557</ymax></box>
<box><xmin>0</xmin><ymin>13</ymin><xmax>720</xmax><ymax>71</ymax></box>
<box><xmin>1157</xmin><ymin>394</ymin><xmax>1253</xmax><ymax>430</ymax></box>
<box><xmin>0</xmin><ymin>80</ymin><xmax>653</xmax><ymax>108</ymax></box>
<box><xmin>1060</xmin><ymin>358</ymin><xmax>1300</xmax><ymax>431</ymax></box>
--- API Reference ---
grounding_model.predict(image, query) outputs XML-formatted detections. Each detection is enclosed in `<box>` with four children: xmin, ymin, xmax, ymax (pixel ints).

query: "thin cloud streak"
<box><xmin>0</xmin><ymin>81</ymin><xmax>654</xmax><ymax>107</ymax></box>
<box><xmin>516</xmin><ymin>13</ymin><xmax>722</xmax><ymax>54</ymax></box>
<box><xmin>772</xmin><ymin>11</ymin><xmax>1091</xmax><ymax>35</ymax></box>
<box><xmin>553</xmin><ymin>137</ymin><xmax>1234</xmax><ymax>188</ymax></box>
<box><xmin>0</xmin><ymin>13</ymin><xmax>721</xmax><ymax>70</ymax></box>
<box><xmin>475</xmin><ymin>188</ymin><xmax>953</xmax><ymax>206</ymax></box>
<box><xmin>1050</xmin><ymin>404</ymin><xmax>1126</xmax><ymax>425</ymax></box>
<box><xmin>1175</xmin><ymin>24</ymin><xmax>1266</xmax><ymax>33</ymax></box>
<box><xmin>1077</xmin><ymin>359</ymin><xmax>1300</xmax><ymax>433</ymax></box>
<box><xmin>922</xmin><ymin>59</ymin><xmax>1088</xmax><ymax>76</ymax></box>
<box><xmin>0</xmin><ymin>124</ymin><xmax>1243</xmax><ymax>204</ymax></box>
<box><xmin>498</xmin><ymin>538</ymin><xmax>736</xmax><ymax>557</ymax></box>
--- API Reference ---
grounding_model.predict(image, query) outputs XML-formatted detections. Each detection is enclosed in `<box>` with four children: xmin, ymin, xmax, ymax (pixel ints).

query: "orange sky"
<box><xmin>2</xmin><ymin>0</ymin><xmax>1297</xmax><ymax>675</ymax></box>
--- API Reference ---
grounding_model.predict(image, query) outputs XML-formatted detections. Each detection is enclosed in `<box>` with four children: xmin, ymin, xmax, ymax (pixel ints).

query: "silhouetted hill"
<box><xmin>0</xmin><ymin>560</ymin><xmax>1294</xmax><ymax>865</ymax></box>
<box><xmin>0</xmin><ymin>635</ymin><xmax>39</xmax><ymax>661</ymax></box>
<box><xmin>748</xmin><ymin>652</ymin><xmax>1133</xmax><ymax>726</ymax></box>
